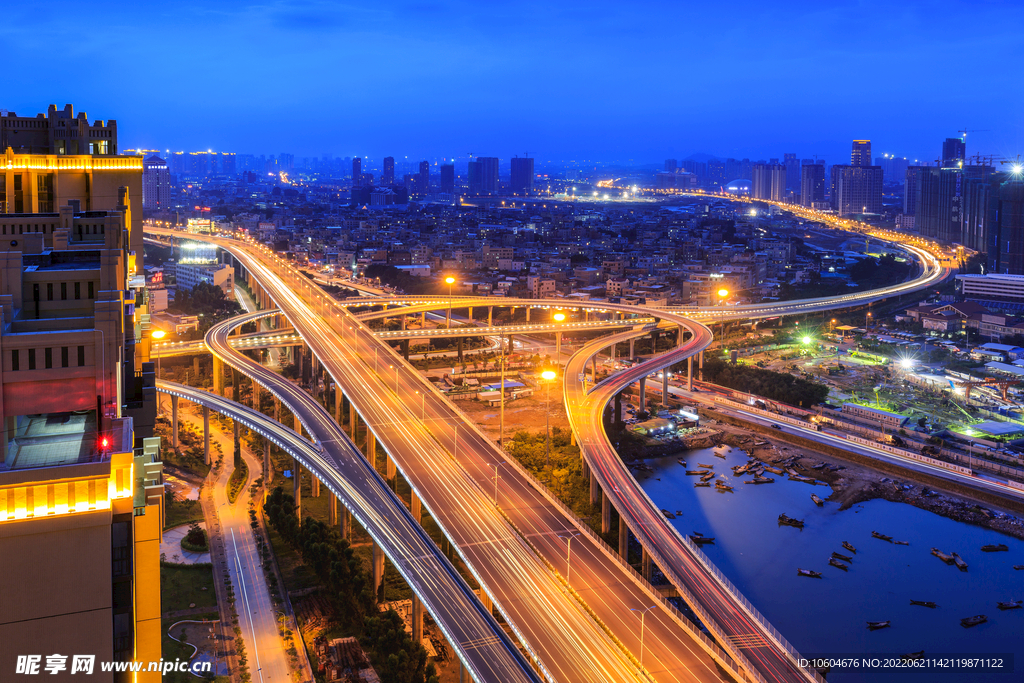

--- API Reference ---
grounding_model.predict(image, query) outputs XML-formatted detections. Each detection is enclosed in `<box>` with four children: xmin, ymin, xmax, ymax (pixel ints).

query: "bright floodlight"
<box><xmin>445</xmin><ymin>276</ymin><xmax>455</xmax><ymax>284</ymax></box>
<box><xmin>541</xmin><ymin>370</ymin><xmax>556</xmax><ymax>381</ymax></box>
<box><xmin>151</xmin><ymin>330</ymin><xmax>166</xmax><ymax>340</ymax></box>
<box><xmin>802</xmin><ymin>336</ymin><xmax>811</xmax><ymax>344</ymax></box>
<box><xmin>718</xmin><ymin>288</ymin><xmax>729</xmax><ymax>298</ymax></box>
<box><xmin>900</xmin><ymin>358</ymin><xmax>914</xmax><ymax>368</ymax></box>
<box><xmin>553</xmin><ymin>312</ymin><xmax>566</xmax><ymax>322</ymax></box>
<box><xmin>1014</xmin><ymin>164</ymin><xmax>1024</xmax><ymax>175</ymax></box>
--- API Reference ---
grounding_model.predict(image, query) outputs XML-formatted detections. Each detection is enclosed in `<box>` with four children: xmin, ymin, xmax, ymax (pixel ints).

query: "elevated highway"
<box><xmin>156</xmin><ymin>374</ymin><xmax>539</xmax><ymax>683</ymax></box>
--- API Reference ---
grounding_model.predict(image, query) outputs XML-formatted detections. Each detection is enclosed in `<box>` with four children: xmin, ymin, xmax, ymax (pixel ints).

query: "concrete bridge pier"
<box><xmin>663</xmin><ymin>371</ymin><xmax>669</xmax><ymax>407</ymax></box>
<box><xmin>203</xmin><ymin>406</ymin><xmax>210</xmax><ymax>465</ymax></box>
<box><xmin>478</xmin><ymin>590</ymin><xmax>493</xmax><ymax>615</ymax></box>
<box><xmin>328</xmin><ymin>492</ymin><xmax>337</xmax><ymax>525</ymax></box>
<box><xmin>386</xmin><ymin>451</ymin><xmax>396</xmax><ymax>480</ymax></box>
<box><xmin>263</xmin><ymin>437</ymin><xmax>271</xmax><ymax>483</ymax></box>
<box><xmin>341</xmin><ymin>506</ymin><xmax>351</xmax><ymax>541</ymax></box>
<box><xmin>334</xmin><ymin>385</ymin><xmax>342</xmax><ymax>424</ymax></box>
<box><xmin>312</xmin><ymin>476</ymin><xmax>320</xmax><ymax>497</ymax></box>
<box><xmin>467</xmin><ymin>306</ymin><xmax>473</xmax><ymax>323</ymax></box>
<box><xmin>585</xmin><ymin>309</ymin><xmax>589</xmax><ymax>322</ymax></box>
<box><xmin>642</xmin><ymin>547</ymin><xmax>653</xmax><ymax>582</ymax></box>
<box><xmin>293</xmin><ymin>458</ymin><xmax>302</xmax><ymax>520</ymax></box>
<box><xmin>171</xmin><ymin>395</ymin><xmax>179</xmax><ymax>449</ymax></box>
<box><xmin>401</xmin><ymin>314</ymin><xmax>406</xmax><ymax>330</ymax></box>
<box><xmin>410</xmin><ymin>491</ymin><xmax>421</xmax><ymax>523</ymax></box>
<box><xmin>412</xmin><ymin>595</ymin><xmax>424</xmax><ymax>643</ymax></box>
<box><xmin>373</xmin><ymin>543</ymin><xmax>385</xmax><ymax>602</ymax></box>
<box><xmin>609</xmin><ymin>343</ymin><xmax>615</xmax><ymax>362</ymax></box>
<box><xmin>699</xmin><ymin>350</ymin><xmax>704</xmax><ymax>381</ymax></box>
<box><xmin>368</xmin><ymin>431</ymin><xmax>377</xmax><ymax>468</ymax></box>
<box><xmin>213</xmin><ymin>357</ymin><xmax>224</xmax><ymax>396</ymax></box>
<box><xmin>601</xmin><ymin>490</ymin><xmax>612</xmax><ymax>533</ymax></box>
<box><xmin>590</xmin><ymin>470</ymin><xmax>600</xmax><ymax>506</ymax></box>
<box><xmin>525</xmin><ymin>306</ymin><xmax>530</xmax><ymax>322</ymax></box>
<box><xmin>639</xmin><ymin>377</ymin><xmax>646</xmax><ymax>411</ymax></box>
<box><xmin>555</xmin><ymin>332</ymin><xmax>562</xmax><ymax>365</ymax></box>
<box><xmin>688</xmin><ymin>356</ymin><xmax>694</xmax><ymax>391</ymax></box>
<box><xmin>629</xmin><ymin>338</ymin><xmax>635</xmax><ymax>358</ymax></box>
<box><xmin>618</xmin><ymin>516</ymin><xmax>629</xmax><ymax>558</ymax></box>
<box><xmin>421</xmin><ymin>311</ymin><xmax>427</xmax><ymax>326</ymax></box>
<box><xmin>487</xmin><ymin>306</ymin><xmax>492</xmax><ymax>326</ymax></box>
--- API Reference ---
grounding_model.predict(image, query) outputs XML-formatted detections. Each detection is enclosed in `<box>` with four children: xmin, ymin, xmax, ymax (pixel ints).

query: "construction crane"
<box><xmin>958</xmin><ymin>128</ymin><xmax>990</xmax><ymax>141</ymax></box>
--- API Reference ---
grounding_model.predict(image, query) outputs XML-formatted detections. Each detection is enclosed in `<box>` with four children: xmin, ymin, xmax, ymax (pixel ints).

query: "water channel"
<box><xmin>636</xmin><ymin>445</ymin><xmax>1022</xmax><ymax>682</ymax></box>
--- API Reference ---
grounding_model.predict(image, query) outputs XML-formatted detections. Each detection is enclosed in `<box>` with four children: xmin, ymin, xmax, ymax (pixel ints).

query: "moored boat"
<box><xmin>997</xmin><ymin>600</ymin><xmax>1022</xmax><ymax>610</ymax></box>
<box><xmin>686</xmin><ymin>470</ymin><xmax>710</xmax><ymax>476</ymax></box>
<box><xmin>764</xmin><ymin>465</ymin><xmax>785</xmax><ymax>475</ymax></box>
<box><xmin>797</xmin><ymin>568</ymin><xmax>822</xmax><ymax>578</ymax></box>
<box><xmin>952</xmin><ymin>552</ymin><xmax>968</xmax><ymax>572</ymax></box>
<box><xmin>715</xmin><ymin>481</ymin><xmax>734</xmax><ymax>492</ymax></box>
<box><xmin>829</xmin><ymin>558</ymin><xmax>849</xmax><ymax>571</ymax></box>
<box><xmin>811</xmin><ymin>494</ymin><xmax>824</xmax><ymax>506</ymax></box>
<box><xmin>677</xmin><ymin>459</ymin><xmax>687</xmax><ymax>466</ymax></box>
<box><xmin>931</xmin><ymin>548</ymin><xmax>954</xmax><ymax>564</ymax></box>
<box><xmin>866</xmin><ymin>620</ymin><xmax>890</xmax><ymax>630</ymax></box>
<box><xmin>895</xmin><ymin>540</ymin><xmax>910</xmax><ymax>546</ymax></box>
<box><xmin>778</xmin><ymin>513</ymin><xmax>805</xmax><ymax>528</ymax></box>
<box><xmin>960</xmin><ymin>614</ymin><xmax>987</xmax><ymax>627</ymax></box>
<box><xmin>842</xmin><ymin>541</ymin><xmax>857</xmax><ymax>554</ymax></box>
<box><xmin>745</xmin><ymin>476</ymin><xmax>775</xmax><ymax>484</ymax></box>
<box><xmin>831</xmin><ymin>552</ymin><xmax>852</xmax><ymax>562</ymax></box>
<box><xmin>872</xmin><ymin>531</ymin><xmax>893</xmax><ymax>542</ymax></box>
<box><xmin>789</xmin><ymin>475</ymin><xmax>816</xmax><ymax>483</ymax></box>
<box><xmin>981</xmin><ymin>544</ymin><xmax>1009</xmax><ymax>552</ymax></box>
<box><xmin>689</xmin><ymin>534</ymin><xmax>715</xmax><ymax>544</ymax></box>
<box><xmin>661</xmin><ymin>509</ymin><xmax>676</xmax><ymax>519</ymax></box>
<box><xmin>1015</xmin><ymin>565</ymin><xmax>1024</xmax><ymax>570</ymax></box>
<box><xmin>701</xmin><ymin>472</ymin><xmax>716</xmax><ymax>482</ymax></box>
<box><xmin>697</xmin><ymin>463</ymin><xmax>713</xmax><ymax>468</ymax></box>
<box><xmin>694</xmin><ymin>482</ymin><xmax>711</xmax><ymax>487</ymax></box>
<box><xmin>910</xmin><ymin>600</ymin><xmax>937</xmax><ymax>608</ymax></box>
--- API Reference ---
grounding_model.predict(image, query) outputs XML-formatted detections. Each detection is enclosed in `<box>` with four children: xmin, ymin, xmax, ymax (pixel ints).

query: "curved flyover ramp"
<box><xmin>162</xmin><ymin>332</ymin><xmax>539</xmax><ymax>683</ymax></box>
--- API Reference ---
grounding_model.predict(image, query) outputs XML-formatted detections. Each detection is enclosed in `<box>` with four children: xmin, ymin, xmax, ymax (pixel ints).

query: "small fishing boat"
<box><xmin>689</xmin><ymin>534</ymin><xmax>715</xmax><ymax>545</ymax></box>
<box><xmin>789</xmin><ymin>475</ymin><xmax>816</xmax><ymax>484</ymax></box>
<box><xmin>763</xmin><ymin>465</ymin><xmax>785</xmax><ymax>475</ymax></box>
<box><xmin>998</xmin><ymin>600</ymin><xmax>1022</xmax><ymax>610</ymax></box>
<box><xmin>686</xmin><ymin>470</ymin><xmax>710</xmax><ymax>476</ymax></box>
<box><xmin>701</xmin><ymin>472</ymin><xmax>716</xmax><ymax>482</ymax></box>
<box><xmin>952</xmin><ymin>553</ymin><xmax>968</xmax><ymax>572</ymax></box>
<box><xmin>961</xmin><ymin>615</ymin><xmax>987</xmax><ymax>627</ymax></box>
<box><xmin>872</xmin><ymin>531</ymin><xmax>893</xmax><ymax>542</ymax></box>
<box><xmin>981</xmin><ymin>544</ymin><xmax>1009</xmax><ymax>552</ymax></box>
<box><xmin>732</xmin><ymin>464</ymin><xmax>750</xmax><ymax>475</ymax></box>
<box><xmin>715</xmin><ymin>481</ymin><xmax>734</xmax><ymax>492</ymax></box>
<box><xmin>694</xmin><ymin>482</ymin><xmax>711</xmax><ymax>488</ymax></box>
<box><xmin>829</xmin><ymin>558</ymin><xmax>849</xmax><ymax>571</ymax></box>
<box><xmin>831</xmin><ymin>552</ymin><xmax>852</xmax><ymax>562</ymax></box>
<box><xmin>778</xmin><ymin>514</ymin><xmax>805</xmax><ymax>528</ymax></box>
<box><xmin>931</xmin><ymin>548</ymin><xmax>954</xmax><ymax>564</ymax></box>
<box><xmin>745</xmin><ymin>476</ymin><xmax>775</xmax><ymax>484</ymax></box>
<box><xmin>812</xmin><ymin>463</ymin><xmax>827</xmax><ymax>469</ymax></box>
<box><xmin>842</xmin><ymin>541</ymin><xmax>857</xmax><ymax>554</ymax></box>
<box><xmin>811</xmin><ymin>494</ymin><xmax>824</xmax><ymax>506</ymax></box>
<box><xmin>903</xmin><ymin>651</ymin><xmax>925</xmax><ymax>661</ymax></box>
<box><xmin>697</xmin><ymin>463</ymin><xmax>713</xmax><ymax>468</ymax></box>
<box><xmin>661</xmin><ymin>509</ymin><xmax>676</xmax><ymax>519</ymax></box>
<box><xmin>866</xmin><ymin>620</ymin><xmax>890</xmax><ymax>630</ymax></box>
<box><xmin>910</xmin><ymin>600</ymin><xmax>937</xmax><ymax>608</ymax></box>
<box><xmin>797</xmin><ymin>569</ymin><xmax>822</xmax><ymax>578</ymax></box>
<box><xmin>786</xmin><ymin>467</ymin><xmax>799</xmax><ymax>476</ymax></box>
<box><xmin>677</xmin><ymin>459</ymin><xmax>687</xmax><ymax>466</ymax></box>
<box><xmin>895</xmin><ymin>540</ymin><xmax>910</xmax><ymax>546</ymax></box>
<box><xmin>713</xmin><ymin>451</ymin><xmax>727</xmax><ymax>459</ymax></box>
<box><xmin>1015</xmin><ymin>565</ymin><xmax>1024</xmax><ymax>570</ymax></box>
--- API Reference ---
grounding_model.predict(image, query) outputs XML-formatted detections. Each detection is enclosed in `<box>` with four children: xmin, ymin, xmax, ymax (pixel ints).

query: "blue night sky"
<box><xmin>3</xmin><ymin>0</ymin><xmax>1023</xmax><ymax>166</ymax></box>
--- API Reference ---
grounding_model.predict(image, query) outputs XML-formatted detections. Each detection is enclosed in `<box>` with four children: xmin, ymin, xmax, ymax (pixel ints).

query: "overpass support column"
<box><xmin>312</xmin><ymin>476</ymin><xmax>320</xmax><ymax>497</ymax></box>
<box><xmin>401</xmin><ymin>314</ymin><xmax>406</xmax><ymax>331</ymax></box>
<box><xmin>171</xmin><ymin>396</ymin><xmax>179</xmax><ymax>449</ymax></box>
<box><xmin>349</xmin><ymin>400</ymin><xmax>357</xmax><ymax>437</ymax></box>
<box><xmin>639</xmin><ymin>377</ymin><xmax>646</xmax><ymax>411</ymax></box>
<box><xmin>601</xmin><ymin>490</ymin><xmax>612</xmax><ymax>534</ymax></box>
<box><xmin>372</xmin><ymin>543</ymin><xmax>385</xmax><ymax>602</ymax></box>
<box><xmin>341</xmin><ymin>506</ymin><xmax>351</xmax><ymax>541</ymax></box>
<box><xmin>610</xmin><ymin>343</ymin><xmax>615</xmax><ymax>362</ymax></box>
<box><xmin>699</xmin><ymin>350</ymin><xmax>704</xmax><ymax>381</ymax></box>
<box><xmin>688</xmin><ymin>356</ymin><xmax>694</xmax><ymax>391</ymax></box>
<box><xmin>619</xmin><ymin>516</ymin><xmax>629</xmax><ymax>559</ymax></box>
<box><xmin>487</xmin><ymin>306</ymin><xmax>492</xmax><ymax>326</ymax></box>
<box><xmin>585</xmin><ymin>309</ymin><xmax>589</xmax><ymax>322</ymax></box>
<box><xmin>421</xmin><ymin>311</ymin><xmax>427</xmax><ymax>326</ymax></box>
<box><xmin>592</xmin><ymin>355</ymin><xmax>598</xmax><ymax>381</ymax></box>
<box><xmin>231</xmin><ymin>368</ymin><xmax>241</xmax><ymax>402</ymax></box>
<box><xmin>590</xmin><ymin>471</ymin><xmax>600</xmax><ymax>506</ymax></box>
<box><xmin>292</xmin><ymin>459</ymin><xmax>302</xmax><ymax>520</ymax></box>
<box><xmin>367</xmin><ymin>431</ymin><xmax>377</xmax><ymax>469</ymax></box>
<box><xmin>203</xmin><ymin>406</ymin><xmax>210</xmax><ymax>465</ymax></box>
<box><xmin>629</xmin><ymin>338</ymin><xmax>635</xmax><ymax>359</ymax></box>
<box><xmin>410</xmin><ymin>491</ymin><xmax>421</xmax><ymax>523</ymax></box>
<box><xmin>478</xmin><ymin>590</ymin><xmax>493</xmax><ymax>615</ymax></box>
<box><xmin>213</xmin><ymin>357</ymin><xmax>224</xmax><ymax>396</ymax></box>
<box><xmin>328</xmin><ymin>492</ymin><xmax>337</xmax><ymax>526</ymax></box>
<box><xmin>678</xmin><ymin>325</ymin><xmax>685</xmax><ymax>347</ymax></box>
<box><xmin>412</xmin><ymin>595</ymin><xmax>424</xmax><ymax>643</ymax></box>
<box><xmin>663</xmin><ymin>371</ymin><xmax>669</xmax><ymax>407</ymax></box>
<box><xmin>386</xmin><ymin>451</ymin><xmax>396</xmax><ymax>480</ymax></box>
<box><xmin>263</xmin><ymin>437</ymin><xmax>271</xmax><ymax>484</ymax></box>
<box><xmin>334</xmin><ymin>385</ymin><xmax>342</xmax><ymax>424</ymax></box>
<box><xmin>294</xmin><ymin>414</ymin><xmax>302</xmax><ymax>439</ymax></box>
<box><xmin>467</xmin><ymin>306</ymin><xmax>473</xmax><ymax>323</ymax></box>
<box><xmin>642</xmin><ymin>547</ymin><xmax>653</xmax><ymax>582</ymax></box>
<box><xmin>526</xmin><ymin>306</ymin><xmax>530</xmax><ymax>322</ymax></box>
<box><xmin>555</xmin><ymin>332</ymin><xmax>561</xmax><ymax>366</ymax></box>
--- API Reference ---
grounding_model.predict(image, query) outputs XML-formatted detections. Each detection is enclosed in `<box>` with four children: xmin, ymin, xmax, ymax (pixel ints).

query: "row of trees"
<box><xmin>700</xmin><ymin>356</ymin><xmax>829</xmax><ymax>408</ymax></box>
<box><xmin>263</xmin><ymin>488</ymin><xmax>437</xmax><ymax>683</ymax></box>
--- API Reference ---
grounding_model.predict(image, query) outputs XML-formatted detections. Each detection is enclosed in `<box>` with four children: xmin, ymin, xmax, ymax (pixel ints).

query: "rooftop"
<box><xmin>1</xmin><ymin>412</ymin><xmax>104</xmax><ymax>471</ymax></box>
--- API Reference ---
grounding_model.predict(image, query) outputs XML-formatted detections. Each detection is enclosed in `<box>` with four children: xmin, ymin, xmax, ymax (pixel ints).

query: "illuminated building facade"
<box><xmin>142</xmin><ymin>155</ymin><xmax>171</xmax><ymax>210</ymax></box>
<box><xmin>1</xmin><ymin>104</ymin><xmax>117</xmax><ymax>156</ymax></box>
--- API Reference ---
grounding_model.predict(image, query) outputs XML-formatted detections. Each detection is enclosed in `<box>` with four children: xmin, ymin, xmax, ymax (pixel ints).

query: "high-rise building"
<box><xmin>510</xmin><ymin>156</ymin><xmax>535</xmax><ymax>195</ymax></box>
<box><xmin>219</xmin><ymin>152</ymin><xmax>236</xmax><ymax>176</ymax></box>
<box><xmin>664</xmin><ymin>159</ymin><xmax>678</xmax><ymax>173</ymax></box>
<box><xmin>440</xmin><ymin>164</ymin><xmax>455</xmax><ymax>193</ymax></box>
<box><xmin>942</xmin><ymin>137</ymin><xmax>966</xmax><ymax>168</ymax></box>
<box><xmin>418</xmin><ymin>161</ymin><xmax>430</xmax><ymax>194</ymax></box>
<box><xmin>752</xmin><ymin>163</ymin><xmax>785</xmax><ymax>201</ymax></box>
<box><xmin>988</xmin><ymin>172</ymin><xmax>1024</xmax><ymax>275</ymax></box>
<box><xmin>1</xmin><ymin>104</ymin><xmax>118</xmax><ymax>155</ymax></box>
<box><xmin>916</xmin><ymin>162</ymin><xmax>996</xmax><ymax>246</ymax></box>
<box><xmin>352</xmin><ymin>157</ymin><xmax>362</xmax><ymax>186</ymax></box>
<box><xmin>830</xmin><ymin>165</ymin><xmax>884</xmax><ymax>215</ymax></box>
<box><xmin>783</xmin><ymin>153</ymin><xmax>800</xmax><ymax>191</ymax></box>
<box><xmin>707</xmin><ymin>159</ymin><xmax>726</xmax><ymax>186</ymax></box>
<box><xmin>382</xmin><ymin>157</ymin><xmax>395</xmax><ymax>186</ymax></box>
<box><xmin>800</xmin><ymin>163</ymin><xmax>826</xmax><ymax>208</ymax></box>
<box><xmin>142</xmin><ymin>155</ymin><xmax>171</xmax><ymax>210</ymax></box>
<box><xmin>851</xmin><ymin>140</ymin><xmax>872</xmax><ymax>167</ymax></box>
<box><xmin>904</xmin><ymin>166</ymin><xmax>927</xmax><ymax>215</ymax></box>
<box><xmin>875</xmin><ymin>155</ymin><xmax>909</xmax><ymax>185</ymax></box>
<box><xmin>468</xmin><ymin>157</ymin><xmax>499</xmax><ymax>194</ymax></box>
<box><xmin>0</xmin><ymin>119</ymin><xmax>162</xmax><ymax>678</ymax></box>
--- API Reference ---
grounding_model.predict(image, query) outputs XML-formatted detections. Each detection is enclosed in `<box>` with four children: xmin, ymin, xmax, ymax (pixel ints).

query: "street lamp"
<box><xmin>631</xmin><ymin>605</ymin><xmax>657</xmax><ymax>671</ymax></box>
<box><xmin>445</xmin><ymin>276</ymin><xmax>455</xmax><ymax>328</ymax></box>
<box><xmin>541</xmin><ymin>369</ymin><xmax>556</xmax><ymax>477</ymax></box>
<box><xmin>488</xmin><ymin>462</ymin><xmax>504</xmax><ymax>505</ymax></box>
<box><xmin>152</xmin><ymin>329</ymin><xmax>166</xmax><ymax>412</ymax></box>
<box><xmin>558</xmin><ymin>532</ymin><xmax>582</xmax><ymax>582</ymax></box>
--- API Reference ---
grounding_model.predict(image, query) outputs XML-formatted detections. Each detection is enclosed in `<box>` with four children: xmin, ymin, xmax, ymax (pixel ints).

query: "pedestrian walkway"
<box><xmin>162</xmin><ymin>522</ymin><xmax>212</xmax><ymax>564</ymax></box>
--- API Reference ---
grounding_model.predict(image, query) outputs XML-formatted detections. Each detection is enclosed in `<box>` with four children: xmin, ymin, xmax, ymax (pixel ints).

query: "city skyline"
<box><xmin>4</xmin><ymin>0</ymin><xmax>1024</xmax><ymax>162</ymax></box>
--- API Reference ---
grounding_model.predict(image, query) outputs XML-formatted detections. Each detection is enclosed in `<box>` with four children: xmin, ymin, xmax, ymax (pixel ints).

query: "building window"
<box><xmin>88</xmin><ymin>282</ymin><xmax>94</xmax><ymax>299</ymax></box>
<box><xmin>13</xmin><ymin>175</ymin><xmax>23</xmax><ymax>213</ymax></box>
<box><xmin>28</xmin><ymin>349</ymin><xmax>35</xmax><ymax>370</ymax></box>
<box><xmin>11</xmin><ymin>350</ymin><xmax>18</xmax><ymax>372</ymax></box>
<box><xmin>47</xmin><ymin>283</ymin><xmax>53</xmax><ymax>301</ymax></box>
<box><xmin>61</xmin><ymin>346</ymin><xmax>69</xmax><ymax>368</ymax></box>
<box><xmin>74</xmin><ymin>282</ymin><xmax>81</xmax><ymax>300</ymax></box>
<box><xmin>77</xmin><ymin>345</ymin><xmax>85</xmax><ymax>367</ymax></box>
<box><xmin>44</xmin><ymin>348</ymin><xmax>52</xmax><ymax>369</ymax></box>
<box><xmin>36</xmin><ymin>174</ymin><xmax>54</xmax><ymax>212</ymax></box>
<box><xmin>60</xmin><ymin>283</ymin><xmax>67</xmax><ymax>300</ymax></box>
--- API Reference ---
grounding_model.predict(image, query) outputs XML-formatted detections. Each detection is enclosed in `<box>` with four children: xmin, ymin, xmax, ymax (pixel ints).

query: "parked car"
<box><xmin>770</xmin><ymin>423</ymin><xmax>783</xmax><ymax>430</ymax></box>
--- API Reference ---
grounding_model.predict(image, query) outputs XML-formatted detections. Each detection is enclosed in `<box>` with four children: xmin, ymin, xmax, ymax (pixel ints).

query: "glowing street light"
<box><xmin>802</xmin><ymin>336</ymin><xmax>812</xmax><ymax>345</ymax></box>
<box><xmin>541</xmin><ymin>369</ymin><xmax>557</xmax><ymax>476</ymax></box>
<box><xmin>553</xmin><ymin>312</ymin><xmax>566</xmax><ymax>322</ymax></box>
<box><xmin>445</xmin><ymin>276</ymin><xmax>455</xmax><ymax>328</ymax></box>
